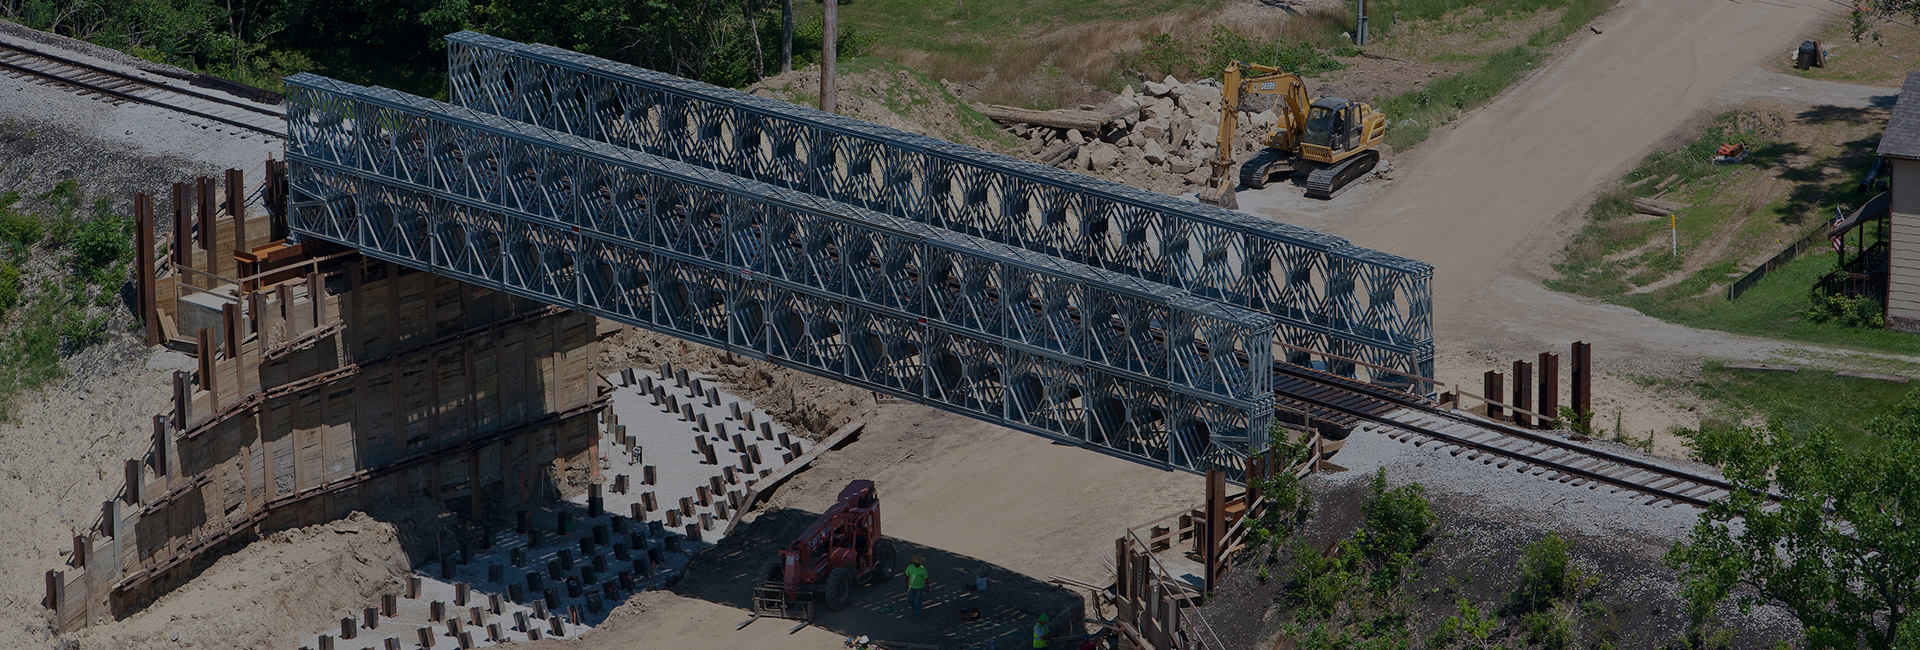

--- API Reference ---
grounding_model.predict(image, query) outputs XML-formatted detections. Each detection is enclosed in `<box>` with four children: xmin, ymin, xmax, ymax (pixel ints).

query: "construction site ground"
<box><xmin>1232</xmin><ymin>0</ymin><xmax>1897</xmax><ymax>452</ymax></box>
<box><xmin>0</xmin><ymin>0</ymin><xmax>1912</xmax><ymax>648</ymax></box>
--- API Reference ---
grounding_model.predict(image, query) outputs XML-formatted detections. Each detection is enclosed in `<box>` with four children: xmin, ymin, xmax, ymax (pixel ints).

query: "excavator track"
<box><xmin>1304</xmin><ymin>150</ymin><xmax>1379</xmax><ymax>199</ymax></box>
<box><xmin>1239</xmin><ymin>148</ymin><xmax>1289</xmax><ymax>190</ymax></box>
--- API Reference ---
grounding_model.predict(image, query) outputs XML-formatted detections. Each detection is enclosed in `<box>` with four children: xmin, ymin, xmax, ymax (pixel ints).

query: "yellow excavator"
<box><xmin>1195</xmin><ymin>61</ymin><xmax>1387</xmax><ymax>208</ymax></box>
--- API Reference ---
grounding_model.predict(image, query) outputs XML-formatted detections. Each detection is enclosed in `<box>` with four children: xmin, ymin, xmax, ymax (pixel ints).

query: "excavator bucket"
<box><xmin>1196</xmin><ymin>185</ymin><xmax>1238</xmax><ymax>210</ymax></box>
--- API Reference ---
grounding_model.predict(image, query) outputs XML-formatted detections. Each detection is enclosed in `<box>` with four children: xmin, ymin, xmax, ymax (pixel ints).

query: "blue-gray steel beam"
<box><xmin>283</xmin><ymin>73</ymin><xmax>1279</xmax><ymax>477</ymax></box>
<box><xmin>441</xmin><ymin>31</ymin><xmax>1434</xmax><ymax>389</ymax></box>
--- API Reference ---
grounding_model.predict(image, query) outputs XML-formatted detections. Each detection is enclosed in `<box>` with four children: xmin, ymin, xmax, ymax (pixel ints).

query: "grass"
<box><xmin>1685</xmin><ymin>362</ymin><xmax>1916</xmax><ymax>449</ymax></box>
<box><xmin>825</xmin><ymin>0</ymin><xmax>1619</xmax><ymax>111</ymax></box>
<box><xmin>1776</xmin><ymin>13</ymin><xmax>1920</xmax><ymax>88</ymax></box>
<box><xmin>839</xmin><ymin>57</ymin><xmax>1020</xmax><ymax>147</ymax></box>
<box><xmin>831</xmin><ymin>0</ymin><xmax>1234</xmax><ymax>99</ymax></box>
<box><xmin>1115</xmin><ymin>26</ymin><xmax>1347</xmax><ymax>90</ymax></box>
<box><xmin>0</xmin><ymin>181</ymin><xmax>135</xmax><ymax>421</ymax></box>
<box><xmin>1634</xmin><ymin>251</ymin><xmax>1920</xmax><ymax>354</ymax></box>
<box><xmin>1371</xmin><ymin>0</ymin><xmax>1616</xmax><ymax>150</ymax></box>
<box><xmin>1549</xmin><ymin>105</ymin><xmax>1916</xmax><ymax>356</ymax></box>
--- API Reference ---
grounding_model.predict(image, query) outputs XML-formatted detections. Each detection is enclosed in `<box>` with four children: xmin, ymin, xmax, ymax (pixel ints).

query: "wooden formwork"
<box><xmin>51</xmin><ymin>172</ymin><xmax>607</xmax><ymax>632</ymax></box>
<box><xmin>1103</xmin><ymin>446</ymin><xmax>1320</xmax><ymax>650</ymax></box>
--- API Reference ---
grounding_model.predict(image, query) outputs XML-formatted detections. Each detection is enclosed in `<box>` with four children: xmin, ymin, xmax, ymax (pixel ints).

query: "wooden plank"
<box><xmin>1835</xmin><ymin>370</ymin><xmax>1910</xmax><ymax>383</ymax></box>
<box><xmin>1723</xmin><ymin>363</ymin><xmax>1797</xmax><ymax>373</ymax></box>
<box><xmin>296</xmin><ymin>386</ymin><xmax>323</xmax><ymax>492</ymax></box>
<box><xmin>732</xmin><ymin>421</ymin><xmax>865</xmax><ymax>521</ymax></box>
<box><xmin>326</xmin><ymin>380</ymin><xmax>356</xmax><ymax>482</ymax></box>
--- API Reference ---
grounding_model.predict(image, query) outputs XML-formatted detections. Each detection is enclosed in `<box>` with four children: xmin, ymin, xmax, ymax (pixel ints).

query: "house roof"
<box><xmin>1878</xmin><ymin>71</ymin><xmax>1920</xmax><ymax>161</ymax></box>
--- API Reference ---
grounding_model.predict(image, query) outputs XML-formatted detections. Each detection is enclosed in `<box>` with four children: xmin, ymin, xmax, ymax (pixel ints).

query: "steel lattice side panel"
<box><xmin>441</xmin><ymin>30</ymin><xmax>1435</xmax><ymax>387</ymax></box>
<box><xmin>284</xmin><ymin>74</ymin><xmax>1276</xmax><ymax>406</ymax></box>
<box><xmin>287</xmin><ymin>163</ymin><xmax>1268</xmax><ymax>477</ymax></box>
<box><xmin>284</xmin><ymin>74</ymin><xmax>1275</xmax><ymax>477</ymax></box>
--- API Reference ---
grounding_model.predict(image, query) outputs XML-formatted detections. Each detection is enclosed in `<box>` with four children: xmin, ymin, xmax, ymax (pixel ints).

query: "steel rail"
<box><xmin>0</xmin><ymin>41</ymin><xmax>283</xmax><ymax>138</ymax></box>
<box><xmin>0</xmin><ymin>41</ymin><xmax>282</xmax><ymax>116</ymax></box>
<box><xmin>1271</xmin><ymin>364</ymin><xmax>1731</xmax><ymax>508</ymax></box>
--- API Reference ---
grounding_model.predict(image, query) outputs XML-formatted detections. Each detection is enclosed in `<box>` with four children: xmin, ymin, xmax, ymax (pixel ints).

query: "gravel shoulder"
<box><xmin>1201</xmin><ymin>429</ymin><xmax>1805</xmax><ymax>648</ymax></box>
<box><xmin>0</xmin><ymin>32</ymin><xmax>280</xmax><ymax>172</ymax></box>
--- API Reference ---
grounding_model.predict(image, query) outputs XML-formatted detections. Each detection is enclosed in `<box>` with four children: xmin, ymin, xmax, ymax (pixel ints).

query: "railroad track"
<box><xmin>0</xmin><ymin>39</ymin><xmax>284</xmax><ymax>138</ymax></box>
<box><xmin>1272</xmin><ymin>363</ymin><xmax>1741</xmax><ymax>508</ymax></box>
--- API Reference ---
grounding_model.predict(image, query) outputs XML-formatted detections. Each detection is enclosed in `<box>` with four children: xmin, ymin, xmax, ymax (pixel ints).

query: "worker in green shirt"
<box><xmin>904</xmin><ymin>556</ymin><xmax>929</xmax><ymax>619</ymax></box>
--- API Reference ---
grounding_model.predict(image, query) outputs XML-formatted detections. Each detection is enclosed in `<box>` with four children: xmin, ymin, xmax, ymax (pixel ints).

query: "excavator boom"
<box><xmin>1197</xmin><ymin>62</ymin><xmax>1308</xmax><ymax>209</ymax></box>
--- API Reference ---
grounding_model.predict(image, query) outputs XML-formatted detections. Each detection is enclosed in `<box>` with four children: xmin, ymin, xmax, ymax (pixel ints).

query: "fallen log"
<box><xmin>1631</xmin><ymin>197</ymin><xmax>1689</xmax><ymax>216</ymax></box>
<box><xmin>1038</xmin><ymin>142</ymin><xmax>1078</xmax><ymax>167</ymax></box>
<box><xmin>975</xmin><ymin>103</ymin><xmax>1111</xmax><ymax>132</ymax></box>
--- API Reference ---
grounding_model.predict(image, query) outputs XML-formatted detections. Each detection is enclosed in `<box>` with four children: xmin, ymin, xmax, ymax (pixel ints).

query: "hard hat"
<box><xmin>1040</xmin><ymin>613</ymin><xmax>1050</xmax><ymax>623</ymax></box>
<box><xmin>912</xmin><ymin>556</ymin><xmax>925</xmax><ymax>563</ymax></box>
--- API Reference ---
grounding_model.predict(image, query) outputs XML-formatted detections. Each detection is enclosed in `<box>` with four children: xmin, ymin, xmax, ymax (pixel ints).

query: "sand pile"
<box><xmin>68</xmin><ymin>513</ymin><xmax>412</xmax><ymax>650</ymax></box>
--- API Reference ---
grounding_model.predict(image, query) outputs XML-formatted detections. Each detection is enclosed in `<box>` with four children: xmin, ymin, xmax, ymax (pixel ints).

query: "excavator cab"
<box><xmin>1303</xmin><ymin>98</ymin><xmax>1355</xmax><ymax>152</ymax></box>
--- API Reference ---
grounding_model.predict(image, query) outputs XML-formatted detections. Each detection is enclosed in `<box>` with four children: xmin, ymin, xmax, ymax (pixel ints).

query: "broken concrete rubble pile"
<box><xmin>984</xmin><ymin>75</ymin><xmax>1282</xmax><ymax>192</ymax></box>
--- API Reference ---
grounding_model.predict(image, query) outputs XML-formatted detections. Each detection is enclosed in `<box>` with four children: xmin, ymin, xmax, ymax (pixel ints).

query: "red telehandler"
<box><xmin>752</xmin><ymin>480</ymin><xmax>896</xmax><ymax>619</ymax></box>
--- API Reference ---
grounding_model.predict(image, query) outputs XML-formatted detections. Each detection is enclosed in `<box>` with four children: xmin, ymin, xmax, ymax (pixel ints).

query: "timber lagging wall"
<box><xmin>50</xmin><ymin>173</ymin><xmax>606</xmax><ymax>633</ymax></box>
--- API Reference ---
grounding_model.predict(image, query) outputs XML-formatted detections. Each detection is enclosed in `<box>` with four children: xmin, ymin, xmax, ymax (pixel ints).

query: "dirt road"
<box><xmin>1238</xmin><ymin>0</ymin><xmax>1877</xmax><ymax>436</ymax></box>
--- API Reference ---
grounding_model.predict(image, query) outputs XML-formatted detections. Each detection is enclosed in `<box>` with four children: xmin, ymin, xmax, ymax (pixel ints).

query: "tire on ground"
<box><xmin>871</xmin><ymin>540</ymin><xmax>897</xmax><ymax>584</ymax></box>
<box><xmin>823</xmin><ymin>567</ymin><xmax>855</xmax><ymax>611</ymax></box>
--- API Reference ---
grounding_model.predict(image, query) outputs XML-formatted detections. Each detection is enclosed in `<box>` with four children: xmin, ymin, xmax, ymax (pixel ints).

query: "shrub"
<box><xmin>1431</xmin><ymin>597</ymin><xmax>1495</xmax><ymax>648</ymax></box>
<box><xmin>72</xmin><ymin>209</ymin><xmax>132</xmax><ymax>278</ymax></box>
<box><xmin>61</xmin><ymin>313</ymin><xmax>109</xmax><ymax>349</ymax></box>
<box><xmin>0</xmin><ymin>260</ymin><xmax>20</xmax><ymax>315</ymax></box>
<box><xmin>1361</xmin><ymin>468</ymin><xmax>1436</xmax><ymax>559</ymax></box>
<box><xmin>1524</xmin><ymin>604</ymin><xmax>1576</xmax><ymax>649</ymax></box>
<box><xmin>0</xmin><ymin>191</ymin><xmax>42</xmax><ymax>249</ymax></box>
<box><xmin>1805</xmin><ymin>291</ymin><xmax>1885</xmax><ymax>329</ymax></box>
<box><xmin>1517</xmin><ymin>532</ymin><xmax>1596</xmax><ymax>609</ymax></box>
<box><xmin>1289</xmin><ymin>539</ymin><xmax>1361</xmax><ymax>619</ymax></box>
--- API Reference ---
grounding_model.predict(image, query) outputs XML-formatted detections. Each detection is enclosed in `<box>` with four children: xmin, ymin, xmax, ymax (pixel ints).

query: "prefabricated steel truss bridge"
<box><xmin>440</xmin><ymin>31</ymin><xmax>1433</xmax><ymax>385</ymax></box>
<box><xmin>279</xmin><ymin>34</ymin><xmax>1435</xmax><ymax>478</ymax></box>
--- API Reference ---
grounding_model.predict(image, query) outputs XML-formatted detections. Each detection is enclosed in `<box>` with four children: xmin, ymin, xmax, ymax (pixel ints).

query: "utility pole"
<box><xmin>821</xmin><ymin>0</ymin><xmax>837</xmax><ymax>114</ymax></box>
<box><xmin>781</xmin><ymin>0</ymin><xmax>793</xmax><ymax>73</ymax></box>
<box><xmin>1356</xmin><ymin>0</ymin><xmax>1369</xmax><ymax>46</ymax></box>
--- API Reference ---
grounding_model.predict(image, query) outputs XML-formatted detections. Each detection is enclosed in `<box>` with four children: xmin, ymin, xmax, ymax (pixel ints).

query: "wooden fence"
<box><xmin>1727</xmin><ymin>225</ymin><xmax>1834</xmax><ymax>301</ymax></box>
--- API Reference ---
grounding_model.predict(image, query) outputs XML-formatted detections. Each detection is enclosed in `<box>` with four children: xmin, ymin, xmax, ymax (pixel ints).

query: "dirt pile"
<box><xmin>595</xmin><ymin>327</ymin><xmax>874</xmax><ymax>440</ymax></box>
<box><xmin>748</xmin><ymin>63</ymin><xmax>1017</xmax><ymax>155</ymax></box>
<box><xmin>67</xmin><ymin>512</ymin><xmax>412</xmax><ymax>650</ymax></box>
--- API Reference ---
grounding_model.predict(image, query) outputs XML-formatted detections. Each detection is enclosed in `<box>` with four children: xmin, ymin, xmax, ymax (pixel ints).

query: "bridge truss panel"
<box><xmin>442</xmin><ymin>30</ymin><xmax>1434</xmax><ymax>388</ymax></box>
<box><xmin>284</xmin><ymin>73</ymin><xmax>1280</xmax><ymax>477</ymax></box>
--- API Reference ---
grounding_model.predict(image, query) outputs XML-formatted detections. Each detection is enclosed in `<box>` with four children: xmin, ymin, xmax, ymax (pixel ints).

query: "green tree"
<box><xmin>1665</xmin><ymin>391</ymin><xmax>1920</xmax><ymax>650</ymax></box>
<box><xmin>1852</xmin><ymin>1</ymin><xmax>1920</xmax><ymax>40</ymax></box>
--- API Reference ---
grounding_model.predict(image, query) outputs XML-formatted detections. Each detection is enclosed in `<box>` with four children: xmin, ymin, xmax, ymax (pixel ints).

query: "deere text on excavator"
<box><xmin>1195</xmin><ymin>61</ymin><xmax>1387</xmax><ymax>208</ymax></box>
